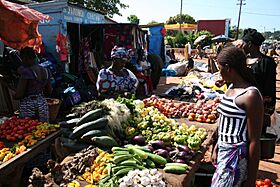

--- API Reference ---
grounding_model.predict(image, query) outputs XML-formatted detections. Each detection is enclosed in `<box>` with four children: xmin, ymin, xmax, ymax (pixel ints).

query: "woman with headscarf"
<box><xmin>96</xmin><ymin>46</ymin><xmax>138</xmax><ymax>98</ymax></box>
<box><xmin>240</xmin><ymin>28</ymin><xmax>276</xmax><ymax>131</ymax></box>
<box><xmin>211</xmin><ymin>46</ymin><xmax>263</xmax><ymax>187</ymax></box>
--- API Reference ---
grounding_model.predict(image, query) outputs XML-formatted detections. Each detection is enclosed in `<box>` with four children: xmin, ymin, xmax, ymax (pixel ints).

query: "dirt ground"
<box><xmin>155</xmin><ymin>58</ymin><xmax>280</xmax><ymax>185</ymax></box>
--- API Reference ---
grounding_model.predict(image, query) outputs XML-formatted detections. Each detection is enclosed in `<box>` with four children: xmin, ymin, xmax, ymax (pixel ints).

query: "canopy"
<box><xmin>194</xmin><ymin>35</ymin><xmax>208</xmax><ymax>45</ymax></box>
<box><xmin>164</xmin><ymin>23</ymin><xmax>197</xmax><ymax>31</ymax></box>
<box><xmin>0</xmin><ymin>0</ymin><xmax>51</xmax><ymax>50</ymax></box>
<box><xmin>212</xmin><ymin>35</ymin><xmax>229</xmax><ymax>42</ymax></box>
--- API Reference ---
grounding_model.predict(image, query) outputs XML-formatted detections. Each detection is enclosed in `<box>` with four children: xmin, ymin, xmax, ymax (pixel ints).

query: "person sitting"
<box><xmin>96</xmin><ymin>46</ymin><xmax>138</xmax><ymax>99</ymax></box>
<box><xmin>14</xmin><ymin>47</ymin><xmax>52</xmax><ymax>122</ymax></box>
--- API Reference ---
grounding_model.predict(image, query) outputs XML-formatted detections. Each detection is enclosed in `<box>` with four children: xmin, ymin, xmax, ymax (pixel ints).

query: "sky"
<box><xmin>113</xmin><ymin>0</ymin><xmax>280</xmax><ymax>32</ymax></box>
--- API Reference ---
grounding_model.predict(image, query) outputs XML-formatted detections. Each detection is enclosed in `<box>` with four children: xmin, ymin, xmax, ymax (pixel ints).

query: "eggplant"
<box><xmin>151</xmin><ymin>140</ymin><xmax>166</xmax><ymax>149</ymax></box>
<box><xmin>177</xmin><ymin>151</ymin><xmax>192</xmax><ymax>160</ymax></box>
<box><xmin>154</xmin><ymin>149</ymin><xmax>169</xmax><ymax>158</ymax></box>
<box><xmin>132</xmin><ymin>135</ymin><xmax>146</xmax><ymax>145</ymax></box>
<box><xmin>165</xmin><ymin>146</ymin><xmax>172</xmax><ymax>152</ymax></box>
<box><xmin>147</xmin><ymin>145</ymin><xmax>154</xmax><ymax>152</ymax></box>
<box><xmin>174</xmin><ymin>159</ymin><xmax>186</xmax><ymax>164</ymax></box>
<box><xmin>169</xmin><ymin>150</ymin><xmax>178</xmax><ymax>157</ymax></box>
<box><xmin>177</xmin><ymin>145</ymin><xmax>190</xmax><ymax>153</ymax></box>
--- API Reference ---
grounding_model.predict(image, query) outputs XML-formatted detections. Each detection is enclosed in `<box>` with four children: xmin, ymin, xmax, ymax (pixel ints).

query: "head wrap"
<box><xmin>242</xmin><ymin>28</ymin><xmax>265</xmax><ymax>46</ymax></box>
<box><xmin>111</xmin><ymin>46</ymin><xmax>129</xmax><ymax>61</ymax></box>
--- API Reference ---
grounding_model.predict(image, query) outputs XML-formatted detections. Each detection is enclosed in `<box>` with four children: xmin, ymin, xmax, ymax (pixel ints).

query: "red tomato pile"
<box><xmin>143</xmin><ymin>95</ymin><xmax>220</xmax><ymax>123</ymax></box>
<box><xmin>0</xmin><ymin>116</ymin><xmax>40</xmax><ymax>141</ymax></box>
<box><xmin>256</xmin><ymin>178</ymin><xmax>278</xmax><ymax>187</ymax></box>
<box><xmin>0</xmin><ymin>141</ymin><xmax>4</xmax><ymax>149</ymax></box>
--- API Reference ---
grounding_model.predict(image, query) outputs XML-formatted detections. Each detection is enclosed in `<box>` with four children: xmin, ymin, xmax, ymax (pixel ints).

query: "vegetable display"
<box><xmin>143</xmin><ymin>95</ymin><xmax>220</xmax><ymax>123</ymax></box>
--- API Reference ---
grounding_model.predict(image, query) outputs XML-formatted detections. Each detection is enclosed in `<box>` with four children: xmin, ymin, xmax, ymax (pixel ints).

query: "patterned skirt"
<box><xmin>211</xmin><ymin>142</ymin><xmax>248</xmax><ymax>187</ymax></box>
<box><xmin>19</xmin><ymin>94</ymin><xmax>49</xmax><ymax>122</ymax></box>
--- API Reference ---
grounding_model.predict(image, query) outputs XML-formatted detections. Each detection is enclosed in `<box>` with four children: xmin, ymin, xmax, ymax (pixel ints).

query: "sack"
<box><xmin>166</xmin><ymin>61</ymin><xmax>187</xmax><ymax>76</ymax></box>
<box><xmin>267</xmin><ymin>111</ymin><xmax>280</xmax><ymax>141</ymax></box>
<box><xmin>62</xmin><ymin>87</ymin><xmax>81</xmax><ymax>107</ymax></box>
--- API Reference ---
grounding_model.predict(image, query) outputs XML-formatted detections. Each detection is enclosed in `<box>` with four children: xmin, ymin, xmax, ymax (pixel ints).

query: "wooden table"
<box><xmin>0</xmin><ymin>130</ymin><xmax>61</xmax><ymax>187</ymax></box>
<box><xmin>162</xmin><ymin>120</ymin><xmax>217</xmax><ymax>187</ymax></box>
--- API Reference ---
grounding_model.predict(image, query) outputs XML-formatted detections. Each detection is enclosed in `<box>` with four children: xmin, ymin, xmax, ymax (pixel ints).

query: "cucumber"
<box><xmin>113</xmin><ymin>155</ymin><xmax>133</xmax><ymax>164</ymax></box>
<box><xmin>69</xmin><ymin>118</ymin><xmax>108</xmax><ymax>139</ymax></box>
<box><xmin>163</xmin><ymin>165</ymin><xmax>187</xmax><ymax>174</ymax></box>
<box><xmin>112</xmin><ymin>147</ymin><xmax>128</xmax><ymax>152</ymax></box>
<box><xmin>115</xmin><ymin>167</ymin><xmax>134</xmax><ymax>176</ymax></box>
<box><xmin>59</xmin><ymin>118</ymin><xmax>80</xmax><ymax>128</ymax></box>
<box><xmin>77</xmin><ymin>108</ymin><xmax>105</xmax><ymax>126</ymax></box>
<box><xmin>113</xmin><ymin>151</ymin><xmax>131</xmax><ymax>156</ymax></box>
<box><xmin>65</xmin><ymin>113</ymin><xmax>79</xmax><ymax>120</ymax></box>
<box><xmin>112</xmin><ymin>166</ymin><xmax>131</xmax><ymax>174</ymax></box>
<box><xmin>147</xmin><ymin>152</ymin><xmax>167</xmax><ymax>165</ymax></box>
<box><xmin>146</xmin><ymin>159</ymin><xmax>155</xmax><ymax>168</ymax></box>
<box><xmin>91</xmin><ymin>136</ymin><xmax>118</xmax><ymax>148</ymax></box>
<box><xmin>119</xmin><ymin>159</ymin><xmax>137</xmax><ymax>166</ymax></box>
<box><xmin>165</xmin><ymin>163</ymin><xmax>189</xmax><ymax>169</ymax></box>
<box><xmin>81</xmin><ymin>129</ymin><xmax>108</xmax><ymax>139</ymax></box>
<box><xmin>99</xmin><ymin>175</ymin><xmax>111</xmax><ymax>185</ymax></box>
<box><xmin>128</xmin><ymin>146</ymin><xmax>148</xmax><ymax>159</ymax></box>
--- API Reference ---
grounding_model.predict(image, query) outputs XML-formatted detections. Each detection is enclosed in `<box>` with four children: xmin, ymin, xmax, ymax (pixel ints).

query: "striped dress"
<box><xmin>211</xmin><ymin>85</ymin><xmax>261</xmax><ymax>187</ymax></box>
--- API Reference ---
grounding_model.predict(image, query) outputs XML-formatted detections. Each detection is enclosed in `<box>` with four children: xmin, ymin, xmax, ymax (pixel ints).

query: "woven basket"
<box><xmin>47</xmin><ymin>98</ymin><xmax>61</xmax><ymax>123</ymax></box>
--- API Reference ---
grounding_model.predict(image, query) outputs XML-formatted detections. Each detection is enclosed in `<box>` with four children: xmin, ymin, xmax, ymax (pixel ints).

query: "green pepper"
<box><xmin>125</xmin><ymin>127</ymin><xmax>136</xmax><ymax>136</ymax></box>
<box><xmin>174</xmin><ymin>135</ymin><xmax>186</xmax><ymax>144</ymax></box>
<box><xmin>162</xmin><ymin>133</ymin><xmax>171</xmax><ymax>142</ymax></box>
<box><xmin>187</xmin><ymin>135</ymin><xmax>201</xmax><ymax>150</ymax></box>
<box><xmin>137</xmin><ymin>121</ymin><xmax>149</xmax><ymax>129</ymax></box>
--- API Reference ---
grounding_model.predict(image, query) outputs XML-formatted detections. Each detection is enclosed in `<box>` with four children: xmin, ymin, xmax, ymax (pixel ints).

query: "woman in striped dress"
<box><xmin>14</xmin><ymin>47</ymin><xmax>52</xmax><ymax>122</ymax></box>
<box><xmin>211</xmin><ymin>46</ymin><xmax>263</xmax><ymax>187</ymax></box>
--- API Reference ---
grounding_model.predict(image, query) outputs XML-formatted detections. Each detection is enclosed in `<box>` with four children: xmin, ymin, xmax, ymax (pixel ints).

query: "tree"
<box><xmin>147</xmin><ymin>20</ymin><xmax>159</xmax><ymax>25</ymax></box>
<box><xmin>229</xmin><ymin>26</ymin><xmax>244</xmax><ymax>39</ymax></box>
<box><xmin>67</xmin><ymin>0</ymin><xmax>128</xmax><ymax>18</ymax></box>
<box><xmin>127</xmin><ymin>15</ymin><xmax>139</xmax><ymax>24</ymax></box>
<box><xmin>166</xmin><ymin>14</ymin><xmax>196</xmax><ymax>24</ymax></box>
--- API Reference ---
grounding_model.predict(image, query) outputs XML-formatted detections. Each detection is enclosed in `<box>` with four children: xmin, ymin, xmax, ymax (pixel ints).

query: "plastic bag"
<box><xmin>267</xmin><ymin>111</ymin><xmax>280</xmax><ymax>141</ymax></box>
<box><xmin>166</xmin><ymin>61</ymin><xmax>187</xmax><ymax>76</ymax></box>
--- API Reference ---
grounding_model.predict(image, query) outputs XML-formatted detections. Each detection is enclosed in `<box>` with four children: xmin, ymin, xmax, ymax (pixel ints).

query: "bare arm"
<box><xmin>243</xmin><ymin>90</ymin><xmax>264</xmax><ymax>187</ymax></box>
<box><xmin>14</xmin><ymin>79</ymin><xmax>28</xmax><ymax>100</ymax></box>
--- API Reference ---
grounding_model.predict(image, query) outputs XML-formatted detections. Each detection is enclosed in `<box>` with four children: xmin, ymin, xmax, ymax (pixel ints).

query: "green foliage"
<box><xmin>194</xmin><ymin>30</ymin><xmax>214</xmax><ymax>46</ymax></box>
<box><xmin>166</xmin><ymin>14</ymin><xmax>196</xmax><ymax>24</ymax></box>
<box><xmin>229</xmin><ymin>26</ymin><xmax>244</xmax><ymax>39</ymax></box>
<box><xmin>147</xmin><ymin>20</ymin><xmax>159</xmax><ymax>25</ymax></box>
<box><xmin>127</xmin><ymin>15</ymin><xmax>139</xmax><ymax>24</ymax></box>
<box><xmin>174</xmin><ymin>31</ymin><xmax>188</xmax><ymax>48</ymax></box>
<box><xmin>68</xmin><ymin>0</ymin><xmax>128</xmax><ymax>18</ymax></box>
<box><xmin>164</xmin><ymin>36</ymin><xmax>176</xmax><ymax>48</ymax></box>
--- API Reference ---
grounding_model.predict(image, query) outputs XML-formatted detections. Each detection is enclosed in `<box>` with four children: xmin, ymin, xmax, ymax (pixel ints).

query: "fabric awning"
<box><xmin>0</xmin><ymin>0</ymin><xmax>51</xmax><ymax>50</ymax></box>
<box><xmin>164</xmin><ymin>23</ymin><xmax>197</xmax><ymax>31</ymax></box>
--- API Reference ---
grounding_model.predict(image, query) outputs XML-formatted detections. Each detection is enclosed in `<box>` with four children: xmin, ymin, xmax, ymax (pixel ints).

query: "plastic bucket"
<box><xmin>260</xmin><ymin>133</ymin><xmax>277</xmax><ymax>159</ymax></box>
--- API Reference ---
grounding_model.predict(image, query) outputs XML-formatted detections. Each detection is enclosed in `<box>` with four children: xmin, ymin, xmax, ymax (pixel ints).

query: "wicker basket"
<box><xmin>47</xmin><ymin>98</ymin><xmax>61</xmax><ymax>123</ymax></box>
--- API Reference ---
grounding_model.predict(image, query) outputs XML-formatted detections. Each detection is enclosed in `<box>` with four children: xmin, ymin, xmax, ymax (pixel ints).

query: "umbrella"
<box><xmin>212</xmin><ymin>35</ymin><xmax>229</xmax><ymax>42</ymax></box>
<box><xmin>0</xmin><ymin>0</ymin><xmax>51</xmax><ymax>50</ymax></box>
<box><xmin>194</xmin><ymin>35</ymin><xmax>208</xmax><ymax>45</ymax></box>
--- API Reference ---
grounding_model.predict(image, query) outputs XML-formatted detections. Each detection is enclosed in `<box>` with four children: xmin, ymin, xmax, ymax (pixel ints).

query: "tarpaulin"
<box><xmin>0</xmin><ymin>0</ymin><xmax>51</xmax><ymax>50</ymax></box>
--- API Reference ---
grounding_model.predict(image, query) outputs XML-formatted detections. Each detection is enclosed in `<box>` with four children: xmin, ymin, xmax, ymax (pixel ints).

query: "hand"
<box><xmin>215</xmin><ymin>79</ymin><xmax>226</xmax><ymax>87</ymax></box>
<box><xmin>211</xmin><ymin>144</ymin><xmax>218</xmax><ymax>166</ymax></box>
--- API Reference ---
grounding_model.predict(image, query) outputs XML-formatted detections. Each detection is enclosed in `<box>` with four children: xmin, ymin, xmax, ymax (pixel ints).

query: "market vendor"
<box><xmin>96</xmin><ymin>46</ymin><xmax>138</xmax><ymax>98</ymax></box>
<box><xmin>14</xmin><ymin>47</ymin><xmax>52</xmax><ymax>122</ymax></box>
<box><xmin>211</xmin><ymin>46</ymin><xmax>263</xmax><ymax>187</ymax></box>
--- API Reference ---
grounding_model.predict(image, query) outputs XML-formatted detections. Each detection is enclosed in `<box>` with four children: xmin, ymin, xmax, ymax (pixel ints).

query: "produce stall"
<box><xmin>24</xmin><ymin>94</ymin><xmax>218</xmax><ymax>187</ymax></box>
<box><xmin>0</xmin><ymin>117</ymin><xmax>60</xmax><ymax>187</ymax></box>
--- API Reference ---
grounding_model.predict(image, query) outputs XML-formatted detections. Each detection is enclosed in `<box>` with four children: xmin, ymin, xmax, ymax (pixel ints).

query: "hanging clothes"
<box><xmin>56</xmin><ymin>32</ymin><xmax>68</xmax><ymax>62</ymax></box>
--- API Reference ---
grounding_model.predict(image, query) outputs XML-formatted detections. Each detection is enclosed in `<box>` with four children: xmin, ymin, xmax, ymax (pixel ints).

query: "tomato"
<box><xmin>263</xmin><ymin>185</ymin><xmax>269</xmax><ymax>187</ymax></box>
<box><xmin>264</xmin><ymin>179</ymin><xmax>271</xmax><ymax>186</ymax></box>
<box><xmin>256</xmin><ymin>180</ymin><xmax>263</xmax><ymax>186</ymax></box>
<box><xmin>9</xmin><ymin>136</ymin><xmax>16</xmax><ymax>141</ymax></box>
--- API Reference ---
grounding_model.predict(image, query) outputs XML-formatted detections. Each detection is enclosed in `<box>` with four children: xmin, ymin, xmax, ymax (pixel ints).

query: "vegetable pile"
<box><xmin>118</xmin><ymin>169</ymin><xmax>167</xmax><ymax>187</ymax></box>
<box><xmin>143</xmin><ymin>95</ymin><xmax>220</xmax><ymax>123</ymax></box>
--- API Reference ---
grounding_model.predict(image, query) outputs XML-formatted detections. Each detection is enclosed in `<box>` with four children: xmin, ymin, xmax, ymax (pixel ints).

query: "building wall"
<box><xmin>197</xmin><ymin>20</ymin><xmax>227</xmax><ymax>36</ymax></box>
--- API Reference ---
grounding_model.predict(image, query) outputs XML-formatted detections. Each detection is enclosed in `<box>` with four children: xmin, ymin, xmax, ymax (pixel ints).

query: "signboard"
<box><xmin>62</xmin><ymin>5</ymin><xmax>105</xmax><ymax>24</ymax></box>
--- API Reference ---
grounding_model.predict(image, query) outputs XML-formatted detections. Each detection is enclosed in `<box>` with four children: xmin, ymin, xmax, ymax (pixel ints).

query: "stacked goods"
<box><xmin>143</xmin><ymin>95</ymin><xmax>220</xmax><ymax>123</ymax></box>
<box><xmin>118</xmin><ymin>169</ymin><xmax>167</xmax><ymax>187</ymax></box>
<box><xmin>99</xmin><ymin>145</ymin><xmax>168</xmax><ymax>186</ymax></box>
<box><xmin>0</xmin><ymin>145</ymin><xmax>26</xmax><ymax>164</ymax></box>
<box><xmin>29</xmin><ymin>146</ymin><xmax>99</xmax><ymax>186</ymax></box>
<box><xmin>59</xmin><ymin>99</ymin><xmax>131</xmax><ymax>151</ymax></box>
<box><xmin>124</xmin><ymin>102</ymin><xmax>207</xmax><ymax>165</ymax></box>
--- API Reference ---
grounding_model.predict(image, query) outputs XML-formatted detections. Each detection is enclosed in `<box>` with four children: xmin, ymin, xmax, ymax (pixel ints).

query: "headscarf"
<box><xmin>242</xmin><ymin>28</ymin><xmax>265</xmax><ymax>46</ymax></box>
<box><xmin>110</xmin><ymin>46</ymin><xmax>129</xmax><ymax>61</ymax></box>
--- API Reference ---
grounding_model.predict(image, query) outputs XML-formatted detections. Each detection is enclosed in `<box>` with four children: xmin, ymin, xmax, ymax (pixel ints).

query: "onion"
<box><xmin>132</xmin><ymin>136</ymin><xmax>146</xmax><ymax>145</ymax></box>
